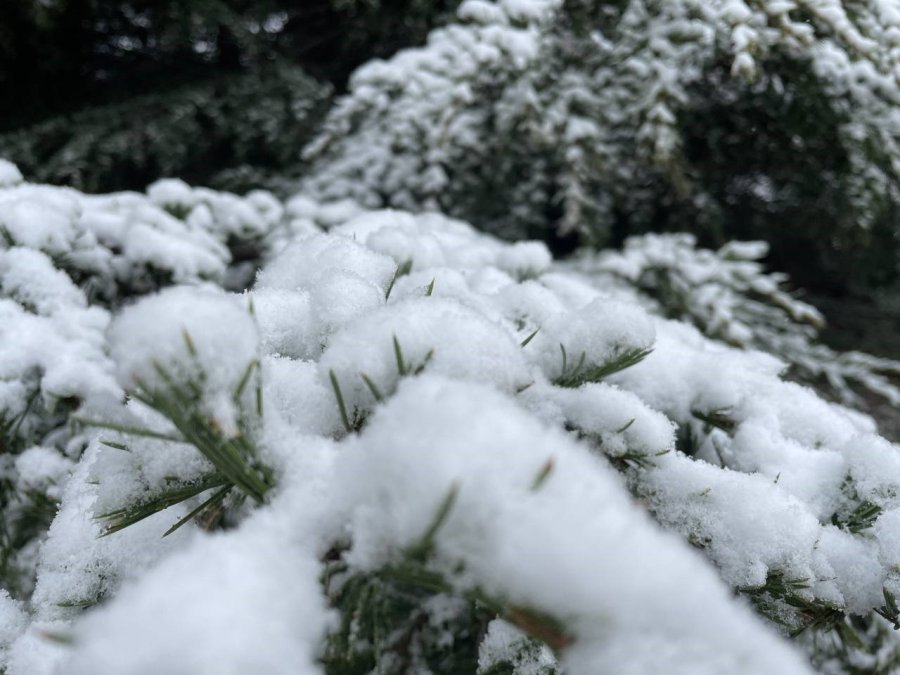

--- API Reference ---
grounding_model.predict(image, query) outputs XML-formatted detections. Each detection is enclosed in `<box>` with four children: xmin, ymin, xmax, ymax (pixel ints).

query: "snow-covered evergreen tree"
<box><xmin>303</xmin><ymin>0</ymin><xmax>900</xmax><ymax>290</ymax></box>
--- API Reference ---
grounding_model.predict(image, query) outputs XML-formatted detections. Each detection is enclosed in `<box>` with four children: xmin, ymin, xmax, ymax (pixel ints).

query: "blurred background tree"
<box><xmin>0</xmin><ymin>0</ymin><xmax>459</xmax><ymax>193</ymax></box>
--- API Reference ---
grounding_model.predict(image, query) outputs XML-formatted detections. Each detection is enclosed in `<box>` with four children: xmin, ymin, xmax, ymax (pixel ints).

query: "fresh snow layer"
<box><xmin>109</xmin><ymin>285</ymin><xmax>259</xmax><ymax>434</ymax></box>
<box><xmin>335</xmin><ymin>375</ymin><xmax>813</xmax><ymax>674</ymax></box>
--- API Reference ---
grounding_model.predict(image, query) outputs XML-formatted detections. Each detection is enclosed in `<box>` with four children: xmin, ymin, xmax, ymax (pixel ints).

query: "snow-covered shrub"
<box><xmin>303</xmin><ymin>0</ymin><xmax>900</xmax><ymax>290</ymax></box>
<box><xmin>580</xmin><ymin>233</ymin><xmax>900</xmax><ymax>408</ymax></box>
<box><xmin>0</xmin><ymin>165</ymin><xmax>288</xmax><ymax>597</ymax></box>
<box><xmin>5</xmin><ymin>188</ymin><xmax>900</xmax><ymax>673</ymax></box>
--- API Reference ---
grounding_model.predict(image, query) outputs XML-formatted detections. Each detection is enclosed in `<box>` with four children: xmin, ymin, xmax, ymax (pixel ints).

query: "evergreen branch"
<box><xmin>96</xmin><ymin>474</ymin><xmax>230</xmax><ymax>536</ymax></box>
<box><xmin>554</xmin><ymin>346</ymin><xmax>652</xmax><ymax>388</ymax></box>
<box><xmin>233</xmin><ymin>358</ymin><xmax>260</xmax><ymax>401</ymax></box>
<box><xmin>162</xmin><ymin>484</ymin><xmax>233</xmax><ymax>537</ymax></box>
<box><xmin>608</xmin><ymin>451</ymin><xmax>658</xmax><ymax>471</ymax></box>
<box><xmin>875</xmin><ymin>587</ymin><xmax>900</xmax><ymax>630</ymax></box>
<box><xmin>330</xmin><ymin>369</ymin><xmax>356</xmax><ymax>433</ymax></box>
<box><xmin>56</xmin><ymin>598</ymin><xmax>99</xmax><ymax>609</ymax></box>
<box><xmin>615</xmin><ymin>419</ymin><xmax>635</xmax><ymax>433</ymax></box>
<box><xmin>131</xmin><ymin>364</ymin><xmax>273</xmax><ymax>503</ymax></box>
<box><xmin>99</xmin><ymin>439</ymin><xmax>130</xmax><ymax>452</ymax></box>
<box><xmin>832</xmin><ymin>500</ymin><xmax>883</xmax><ymax>534</ymax></box>
<box><xmin>182</xmin><ymin>329</ymin><xmax>198</xmax><ymax>358</ymax></box>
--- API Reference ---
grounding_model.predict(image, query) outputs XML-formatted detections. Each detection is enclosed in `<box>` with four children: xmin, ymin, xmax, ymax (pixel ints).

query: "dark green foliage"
<box><xmin>831</xmin><ymin>500</ymin><xmax>883</xmax><ymax>535</ymax></box>
<box><xmin>676</xmin><ymin>52</ymin><xmax>900</xmax><ymax>294</ymax></box>
<box><xmin>739</xmin><ymin>570</ymin><xmax>900</xmax><ymax>672</ymax></box>
<box><xmin>329</xmin><ymin>370</ymin><xmax>369</xmax><ymax>435</ymax></box>
<box><xmin>740</xmin><ymin>571</ymin><xmax>853</xmax><ymax>640</ymax></box>
<box><xmin>0</xmin><ymin>388</ymin><xmax>78</xmax><ymax>597</ymax></box>
<box><xmin>321</xmin><ymin>483</ymin><xmax>568</xmax><ymax>674</ymax></box>
<box><xmin>0</xmin><ymin>63</ymin><xmax>330</xmax><ymax>195</ymax></box>
<box><xmin>0</xmin><ymin>479</ymin><xmax>60</xmax><ymax>599</ymax></box>
<box><xmin>94</xmin><ymin>474</ymin><xmax>231</xmax><ymax>537</ymax></box>
<box><xmin>308</xmin><ymin>3</ymin><xmax>900</xmax><ymax>294</ymax></box>
<box><xmin>322</xmin><ymin>486</ymin><xmax>486</xmax><ymax>674</ymax></box>
<box><xmin>280</xmin><ymin>0</ymin><xmax>461</xmax><ymax>87</ymax></box>
<box><xmin>691</xmin><ymin>408</ymin><xmax>737</xmax><ymax>435</ymax></box>
<box><xmin>126</xmin><ymin>358</ymin><xmax>272</xmax><ymax>503</ymax></box>
<box><xmin>0</xmin><ymin>384</ymin><xmax>79</xmax><ymax>459</ymax></box>
<box><xmin>553</xmin><ymin>345</ymin><xmax>652</xmax><ymax>388</ymax></box>
<box><xmin>321</xmin><ymin>565</ymin><xmax>490</xmax><ymax>674</ymax></box>
<box><xmin>830</xmin><ymin>474</ymin><xmax>887</xmax><ymax>535</ymax></box>
<box><xmin>480</xmin><ymin>638</ymin><xmax>558</xmax><ymax>675</ymax></box>
<box><xmin>384</xmin><ymin>259</ymin><xmax>413</xmax><ymax>301</ymax></box>
<box><xmin>875</xmin><ymin>588</ymin><xmax>900</xmax><ymax>631</ymax></box>
<box><xmin>0</xmin><ymin>0</ymin><xmax>460</xmax><ymax>193</ymax></box>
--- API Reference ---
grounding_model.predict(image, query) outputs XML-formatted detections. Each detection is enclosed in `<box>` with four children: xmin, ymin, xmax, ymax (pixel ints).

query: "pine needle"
<box><xmin>97</xmin><ymin>474</ymin><xmax>230</xmax><ymax>536</ymax></box>
<box><xmin>72</xmin><ymin>416</ymin><xmax>183</xmax><ymax>443</ymax></box>
<box><xmin>530</xmin><ymin>458</ymin><xmax>554</xmax><ymax>491</ymax></box>
<box><xmin>385</xmin><ymin>259</ymin><xmax>413</xmax><ymax>300</ymax></box>
<box><xmin>329</xmin><ymin>370</ymin><xmax>354</xmax><ymax>433</ymax></box>
<box><xmin>520</xmin><ymin>328</ymin><xmax>540</xmax><ymax>348</ymax></box>
<box><xmin>393</xmin><ymin>335</ymin><xmax>408</xmax><ymax>376</ymax></box>
<box><xmin>407</xmin><ymin>482</ymin><xmax>460</xmax><ymax>561</ymax></box>
<box><xmin>162</xmin><ymin>484</ymin><xmax>233</xmax><ymax>537</ymax></box>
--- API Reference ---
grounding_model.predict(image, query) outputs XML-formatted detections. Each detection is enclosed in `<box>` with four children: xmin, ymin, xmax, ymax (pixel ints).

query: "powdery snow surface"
<box><xmin>109</xmin><ymin>285</ymin><xmax>259</xmax><ymax>434</ymax></box>
<box><xmin>0</xmin><ymin>178</ymin><xmax>283</xmax><ymax>307</ymax></box>
<box><xmin>5</xmin><ymin>180</ymin><xmax>900</xmax><ymax>674</ymax></box>
<box><xmin>335</xmin><ymin>375</ymin><xmax>812</xmax><ymax>674</ymax></box>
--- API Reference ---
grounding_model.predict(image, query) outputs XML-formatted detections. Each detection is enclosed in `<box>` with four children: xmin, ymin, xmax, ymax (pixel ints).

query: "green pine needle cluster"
<box><xmin>553</xmin><ymin>345</ymin><xmax>653</xmax><ymax>389</ymax></box>
<box><xmin>76</xmin><ymin>334</ymin><xmax>271</xmax><ymax>537</ymax></box>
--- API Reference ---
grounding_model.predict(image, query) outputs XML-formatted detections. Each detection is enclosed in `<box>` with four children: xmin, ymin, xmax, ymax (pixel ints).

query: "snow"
<box><xmin>258</xmin><ymin>232</ymin><xmax>397</xmax><ymax>295</ymax></box>
<box><xmin>0</xmin><ymin>158</ymin><xmax>23</xmax><ymax>187</ymax></box>
<box><xmin>14</xmin><ymin>446</ymin><xmax>72</xmax><ymax>499</ymax></box>
<box><xmin>335</xmin><ymin>375</ymin><xmax>813</xmax><ymax>674</ymax></box>
<box><xmin>62</xmin><ymin>525</ymin><xmax>328</xmax><ymax>675</ymax></box>
<box><xmin>0</xmin><ymin>251</ymin><xmax>118</xmax><ymax>418</ymax></box>
<box><xmin>0</xmin><ymin>590</ymin><xmax>26</xmax><ymax>660</ymax></box>
<box><xmin>251</xmin><ymin>288</ymin><xmax>318</xmax><ymax>359</ymax></box>
<box><xmin>27</xmin><ymin>441</ymin><xmax>196</xmax><ymax>632</ymax></box>
<box><xmin>478</xmin><ymin>619</ymin><xmax>557</xmax><ymax>673</ymax></box>
<box><xmin>108</xmin><ymin>286</ymin><xmax>258</xmax><ymax>434</ymax></box>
